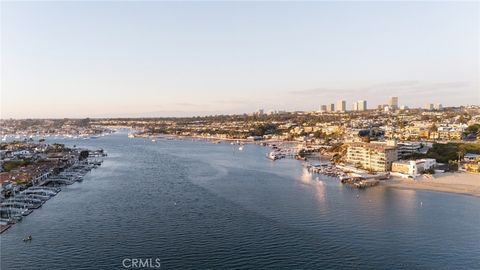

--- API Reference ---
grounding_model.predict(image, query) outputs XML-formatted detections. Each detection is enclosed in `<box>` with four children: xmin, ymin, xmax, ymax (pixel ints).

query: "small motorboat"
<box><xmin>23</xmin><ymin>235</ymin><xmax>32</xmax><ymax>242</ymax></box>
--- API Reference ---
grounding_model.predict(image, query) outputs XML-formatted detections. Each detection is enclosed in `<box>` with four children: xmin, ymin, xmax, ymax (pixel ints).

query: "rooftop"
<box><xmin>348</xmin><ymin>142</ymin><xmax>397</xmax><ymax>152</ymax></box>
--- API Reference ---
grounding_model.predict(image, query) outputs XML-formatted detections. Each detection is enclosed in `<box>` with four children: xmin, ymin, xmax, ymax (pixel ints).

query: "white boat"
<box><xmin>267</xmin><ymin>152</ymin><xmax>278</xmax><ymax>160</ymax></box>
<box><xmin>238</xmin><ymin>146</ymin><xmax>244</xmax><ymax>151</ymax></box>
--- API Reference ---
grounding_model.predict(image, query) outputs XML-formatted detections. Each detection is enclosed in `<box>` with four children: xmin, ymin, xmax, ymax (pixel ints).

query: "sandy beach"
<box><xmin>383</xmin><ymin>172</ymin><xmax>480</xmax><ymax>197</ymax></box>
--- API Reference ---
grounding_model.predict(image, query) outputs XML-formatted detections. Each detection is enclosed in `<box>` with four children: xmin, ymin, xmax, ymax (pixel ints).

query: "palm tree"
<box><xmin>457</xmin><ymin>148</ymin><xmax>466</xmax><ymax>163</ymax></box>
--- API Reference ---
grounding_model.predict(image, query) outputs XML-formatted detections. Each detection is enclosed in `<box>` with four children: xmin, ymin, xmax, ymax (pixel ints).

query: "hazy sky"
<box><xmin>1</xmin><ymin>1</ymin><xmax>479</xmax><ymax>118</ymax></box>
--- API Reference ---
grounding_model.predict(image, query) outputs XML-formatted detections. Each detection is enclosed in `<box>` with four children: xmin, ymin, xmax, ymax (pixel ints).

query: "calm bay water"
<box><xmin>1</xmin><ymin>132</ymin><xmax>479</xmax><ymax>269</ymax></box>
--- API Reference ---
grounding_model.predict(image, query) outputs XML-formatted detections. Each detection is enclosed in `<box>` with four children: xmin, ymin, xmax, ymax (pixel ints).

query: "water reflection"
<box><xmin>313</xmin><ymin>178</ymin><xmax>327</xmax><ymax>206</ymax></box>
<box><xmin>296</xmin><ymin>168</ymin><xmax>328</xmax><ymax>210</ymax></box>
<box><xmin>390</xmin><ymin>188</ymin><xmax>420</xmax><ymax>224</ymax></box>
<box><xmin>299</xmin><ymin>167</ymin><xmax>313</xmax><ymax>184</ymax></box>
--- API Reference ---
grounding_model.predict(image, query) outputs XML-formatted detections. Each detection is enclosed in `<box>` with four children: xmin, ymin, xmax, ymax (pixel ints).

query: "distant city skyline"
<box><xmin>1</xmin><ymin>1</ymin><xmax>479</xmax><ymax>118</ymax></box>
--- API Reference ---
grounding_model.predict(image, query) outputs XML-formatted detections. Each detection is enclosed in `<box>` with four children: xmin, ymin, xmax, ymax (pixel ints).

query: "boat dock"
<box><xmin>0</xmin><ymin>154</ymin><xmax>105</xmax><ymax>234</ymax></box>
<box><xmin>305</xmin><ymin>162</ymin><xmax>388</xmax><ymax>189</ymax></box>
<box><xmin>0</xmin><ymin>224</ymin><xmax>11</xmax><ymax>234</ymax></box>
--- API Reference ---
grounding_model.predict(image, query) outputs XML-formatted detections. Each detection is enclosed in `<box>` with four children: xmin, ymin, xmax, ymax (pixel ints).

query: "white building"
<box><xmin>392</xmin><ymin>158</ymin><xmax>436</xmax><ymax>177</ymax></box>
<box><xmin>425</xmin><ymin>104</ymin><xmax>434</xmax><ymax>110</ymax></box>
<box><xmin>358</xmin><ymin>100</ymin><xmax>367</xmax><ymax>111</ymax></box>
<box><xmin>336</xmin><ymin>100</ymin><xmax>346</xmax><ymax>112</ymax></box>
<box><xmin>328</xmin><ymin>104</ymin><xmax>335</xmax><ymax>112</ymax></box>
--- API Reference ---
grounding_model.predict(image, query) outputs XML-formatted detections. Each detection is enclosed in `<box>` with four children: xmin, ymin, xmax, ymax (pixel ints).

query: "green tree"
<box><xmin>465</xmin><ymin>124</ymin><xmax>480</xmax><ymax>135</ymax></box>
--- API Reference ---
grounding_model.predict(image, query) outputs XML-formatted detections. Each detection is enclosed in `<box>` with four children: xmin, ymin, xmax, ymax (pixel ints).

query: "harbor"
<box><xmin>0</xmin><ymin>149</ymin><xmax>105</xmax><ymax>234</ymax></box>
<box><xmin>130</xmin><ymin>133</ymin><xmax>389</xmax><ymax>190</ymax></box>
<box><xmin>1</xmin><ymin>133</ymin><xmax>479</xmax><ymax>270</ymax></box>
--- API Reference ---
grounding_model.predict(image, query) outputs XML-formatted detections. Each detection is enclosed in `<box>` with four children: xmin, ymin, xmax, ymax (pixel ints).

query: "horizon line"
<box><xmin>1</xmin><ymin>104</ymin><xmax>478</xmax><ymax>120</ymax></box>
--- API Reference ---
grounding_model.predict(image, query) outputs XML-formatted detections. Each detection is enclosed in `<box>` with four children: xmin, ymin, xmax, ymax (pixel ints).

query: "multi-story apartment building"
<box><xmin>425</xmin><ymin>103</ymin><xmax>434</xmax><ymax>110</ymax></box>
<box><xmin>389</xmin><ymin>97</ymin><xmax>398</xmax><ymax>110</ymax></box>
<box><xmin>328</xmin><ymin>103</ymin><xmax>335</xmax><ymax>112</ymax></box>
<box><xmin>336</xmin><ymin>100</ymin><xmax>346</xmax><ymax>112</ymax></box>
<box><xmin>346</xmin><ymin>142</ymin><xmax>398</xmax><ymax>172</ymax></box>
<box><xmin>397</xmin><ymin>142</ymin><xmax>423</xmax><ymax>159</ymax></box>
<box><xmin>352</xmin><ymin>102</ymin><xmax>358</xmax><ymax>111</ymax></box>
<box><xmin>352</xmin><ymin>100</ymin><xmax>367</xmax><ymax>111</ymax></box>
<box><xmin>358</xmin><ymin>100</ymin><xmax>367</xmax><ymax>111</ymax></box>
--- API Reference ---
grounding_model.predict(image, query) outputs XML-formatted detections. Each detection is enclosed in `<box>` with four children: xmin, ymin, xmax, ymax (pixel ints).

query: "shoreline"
<box><xmin>137</xmin><ymin>133</ymin><xmax>480</xmax><ymax>198</ymax></box>
<box><xmin>381</xmin><ymin>172</ymin><xmax>480</xmax><ymax>198</ymax></box>
<box><xmin>151</xmin><ymin>133</ymin><xmax>300</xmax><ymax>144</ymax></box>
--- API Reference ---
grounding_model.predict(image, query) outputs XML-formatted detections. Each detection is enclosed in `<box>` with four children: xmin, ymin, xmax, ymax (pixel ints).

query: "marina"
<box><xmin>0</xmin><ymin>154</ymin><xmax>104</xmax><ymax>234</ymax></box>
